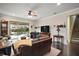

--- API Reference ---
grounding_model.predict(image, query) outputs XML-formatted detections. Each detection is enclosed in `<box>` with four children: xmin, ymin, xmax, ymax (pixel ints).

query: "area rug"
<box><xmin>44</xmin><ymin>47</ymin><xmax>61</xmax><ymax>56</ymax></box>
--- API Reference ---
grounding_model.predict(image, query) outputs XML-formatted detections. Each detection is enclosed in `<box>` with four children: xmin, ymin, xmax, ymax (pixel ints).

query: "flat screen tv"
<box><xmin>41</xmin><ymin>26</ymin><xmax>50</xmax><ymax>33</ymax></box>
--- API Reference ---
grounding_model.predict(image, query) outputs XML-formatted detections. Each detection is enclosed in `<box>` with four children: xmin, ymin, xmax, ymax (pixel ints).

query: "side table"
<box><xmin>53</xmin><ymin>35</ymin><xmax>64</xmax><ymax>49</ymax></box>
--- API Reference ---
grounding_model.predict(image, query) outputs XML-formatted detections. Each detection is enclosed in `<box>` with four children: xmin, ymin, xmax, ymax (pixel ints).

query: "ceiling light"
<box><xmin>27</xmin><ymin>15</ymin><xmax>33</xmax><ymax>18</ymax></box>
<box><xmin>57</xmin><ymin>3</ymin><xmax>61</xmax><ymax>6</ymax></box>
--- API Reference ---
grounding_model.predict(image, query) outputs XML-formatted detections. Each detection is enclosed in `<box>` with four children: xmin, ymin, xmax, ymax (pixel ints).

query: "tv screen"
<box><xmin>41</xmin><ymin>26</ymin><xmax>50</xmax><ymax>33</ymax></box>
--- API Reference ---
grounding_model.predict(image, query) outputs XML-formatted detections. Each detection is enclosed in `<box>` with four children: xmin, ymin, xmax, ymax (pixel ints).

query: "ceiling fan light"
<box><xmin>28</xmin><ymin>15</ymin><xmax>33</xmax><ymax>18</ymax></box>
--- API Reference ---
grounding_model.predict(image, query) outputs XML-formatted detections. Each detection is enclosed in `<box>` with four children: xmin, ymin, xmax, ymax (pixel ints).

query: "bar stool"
<box><xmin>53</xmin><ymin>35</ymin><xmax>64</xmax><ymax>49</ymax></box>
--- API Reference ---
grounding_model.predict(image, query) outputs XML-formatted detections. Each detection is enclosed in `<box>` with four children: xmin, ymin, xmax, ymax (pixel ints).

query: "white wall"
<box><xmin>35</xmin><ymin>8</ymin><xmax>79</xmax><ymax>45</ymax></box>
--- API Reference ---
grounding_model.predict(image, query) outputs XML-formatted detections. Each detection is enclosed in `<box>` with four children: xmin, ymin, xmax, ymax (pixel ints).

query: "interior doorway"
<box><xmin>65</xmin><ymin>15</ymin><xmax>79</xmax><ymax>56</ymax></box>
<box><xmin>69</xmin><ymin>15</ymin><xmax>79</xmax><ymax>43</ymax></box>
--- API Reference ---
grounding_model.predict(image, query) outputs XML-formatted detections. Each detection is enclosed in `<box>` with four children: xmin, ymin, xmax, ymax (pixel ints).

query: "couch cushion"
<box><xmin>13</xmin><ymin>39</ymin><xmax>32</xmax><ymax>49</ymax></box>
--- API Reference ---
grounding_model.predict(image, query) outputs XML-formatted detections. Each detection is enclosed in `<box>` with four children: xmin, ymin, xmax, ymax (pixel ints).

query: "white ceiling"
<box><xmin>0</xmin><ymin>3</ymin><xmax>79</xmax><ymax>20</ymax></box>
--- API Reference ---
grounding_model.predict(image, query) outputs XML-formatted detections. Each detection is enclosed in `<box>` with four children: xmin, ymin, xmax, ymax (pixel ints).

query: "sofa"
<box><xmin>13</xmin><ymin>37</ymin><xmax>52</xmax><ymax>56</ymax></box>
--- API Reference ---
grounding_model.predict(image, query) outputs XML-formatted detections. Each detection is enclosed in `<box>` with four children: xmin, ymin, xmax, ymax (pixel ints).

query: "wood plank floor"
<box><xmin>69</xmin><ymin>42</ymin><xmax>79</xmax><ymax>56</ymax></box>
<box><xmin>53</xmin><ymin>42</ymin><xmax>79</xmax><ymax>56</ymax></box>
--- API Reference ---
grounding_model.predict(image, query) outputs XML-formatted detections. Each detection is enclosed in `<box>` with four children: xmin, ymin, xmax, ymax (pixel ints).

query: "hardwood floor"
<box><xmin>69</xmin><ymin>42</ymin><xmax>79</xmax><ymax>56</ymax></box>
<box><xmin>52</xmin><ymin>42</ymin><xmax>79</xmax><ymax>56</ymax></box>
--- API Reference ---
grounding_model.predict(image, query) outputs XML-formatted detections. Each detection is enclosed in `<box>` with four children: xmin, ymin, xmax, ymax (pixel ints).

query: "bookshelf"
<box><xmin>1</xmin><ymin>20</ymin><xmax>8</xmax><ymax>36</ymax></box>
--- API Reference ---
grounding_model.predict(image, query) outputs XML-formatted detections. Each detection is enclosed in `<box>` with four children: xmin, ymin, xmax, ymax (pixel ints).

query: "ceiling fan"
<box><xmin>27</xmin><ymin>10</ymin><xmax>37</xmax><ymax>16</ymax></box>
<box><xmin>26</xmin><ymin>4</ymin><xmax>41</xmax><ymax>17</ymax></box>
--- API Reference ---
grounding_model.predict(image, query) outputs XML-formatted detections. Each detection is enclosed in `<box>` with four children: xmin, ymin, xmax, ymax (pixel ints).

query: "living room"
<box><xmin>0</xmin><ymin>3</ymin><xmax>79</xmax><ymax>56</ymax></box>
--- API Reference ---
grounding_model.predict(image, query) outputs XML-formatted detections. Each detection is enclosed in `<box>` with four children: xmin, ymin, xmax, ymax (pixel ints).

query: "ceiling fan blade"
<box><xmin>32</xmin><ymin>11</ymin><xmax>37</xmax><ymax>16</ymax></box>
<box><xmin>33</xmin><ymin>14</ymin><xmax>37</xmax><ymax>16</ymax></box>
